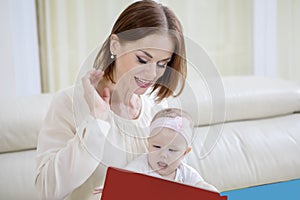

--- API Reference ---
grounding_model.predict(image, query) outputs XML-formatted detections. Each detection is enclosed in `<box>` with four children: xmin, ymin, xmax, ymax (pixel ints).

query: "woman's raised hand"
<box><xmin>82</xmin><ymin>69</ymin><xmax>110</xmax><ymax>120</ymax></box>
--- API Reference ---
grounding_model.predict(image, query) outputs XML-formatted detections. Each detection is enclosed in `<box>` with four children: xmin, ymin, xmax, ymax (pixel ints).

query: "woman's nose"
<box><xmin>145</xmin><ymin>63</ymin><xmax>157</xmax><ymax>79</ymax></box>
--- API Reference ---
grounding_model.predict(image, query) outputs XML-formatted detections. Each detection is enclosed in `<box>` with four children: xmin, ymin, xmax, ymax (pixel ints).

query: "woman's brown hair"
<box><xmin>93</xmin><ymin>0</ymin><xmax>186</xmax><ymax>102</ymax></box>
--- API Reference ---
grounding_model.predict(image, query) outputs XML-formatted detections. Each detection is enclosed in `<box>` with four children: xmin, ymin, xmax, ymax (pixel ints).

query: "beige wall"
<box><xmin>37</xmin><ymin>0</ymin><xmax>133</xmax><ymax>92</ymax></box>
<box><xmin>277</xmin><ymin>0</ymin><xmax>300</xmax><ymax>84</ymax></box>
<box><xmin>162</xmin><ymin>0</ymin><xmax>253</xmax><ymax>76</ymax></box>
<box><xmin>0</xmin><ymin>0</ymin><xmax>40</xmax><ymax>96</ymax></box>
<box><xmin>37</xmin><ymin>0</ymin><xmax>300</xmax><ymax>93</ymax></box>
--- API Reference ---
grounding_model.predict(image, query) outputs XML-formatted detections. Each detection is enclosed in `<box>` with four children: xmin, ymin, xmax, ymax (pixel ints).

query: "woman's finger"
<box><xmin>93</xmin><ymin>186</ymin><xmax>103</xmax><ymax>194</ymax></box>
<box><xmin>82</xmin><ymin>70</ymin><xmax>105</xmax><ymax>105</ymax></box>
<box><xmin>89</xmin><ymin>70</ymin><xmax>104</xmax><ymax>86</ymax></box>
<box><xmin>82</xmin><ymin>69</ymin><xmax>110</xmax><ymax>120</ymax></box>
<box><xmin>102</xmin><ymin>87</ymin><xmax>110</xmax><ymax>104</ymax></box>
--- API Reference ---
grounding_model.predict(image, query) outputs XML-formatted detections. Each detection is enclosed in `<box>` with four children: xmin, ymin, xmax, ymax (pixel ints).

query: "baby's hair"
<box><xmin>151</xmin><ymin>108</ymin><xmax>195</xmax><ymax>144</ymax></box>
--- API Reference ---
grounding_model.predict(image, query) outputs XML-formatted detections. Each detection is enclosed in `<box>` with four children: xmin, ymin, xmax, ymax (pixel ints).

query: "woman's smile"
<box><xmin>134</xmin><ymin>76</ymin><xmax>153</xmax><ymax>88</ymax></box>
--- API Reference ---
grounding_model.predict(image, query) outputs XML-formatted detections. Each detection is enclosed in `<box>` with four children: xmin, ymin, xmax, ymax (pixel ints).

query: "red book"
<box><xmin>101</xmin><ymin>167</ymin><xmax>227</xmax><ymax>200</ymax></box>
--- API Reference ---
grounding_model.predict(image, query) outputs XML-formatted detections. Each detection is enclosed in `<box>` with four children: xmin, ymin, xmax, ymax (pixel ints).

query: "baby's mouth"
<box><xmin>157</xmin><ymin>161</ymin><xmax>168</xmax><ymax>169</ymax></box>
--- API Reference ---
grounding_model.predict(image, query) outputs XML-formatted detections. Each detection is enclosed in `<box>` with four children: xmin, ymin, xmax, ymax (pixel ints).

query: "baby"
<box><xmin>125</xmin><ymin>108</ymin><xmax>218</xmax><ymax>192</ymax></box>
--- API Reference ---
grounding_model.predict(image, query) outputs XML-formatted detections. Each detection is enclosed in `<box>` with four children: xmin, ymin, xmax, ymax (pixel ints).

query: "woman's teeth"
<box><xmin>135</xmin><ymin>76</ymin><xmax>152</xmax><ymax>88</ymax></box>
<box><xmin>135</xmin><ymin>77</ymin><xmax>150</xmax><ymax>84</ymax></box>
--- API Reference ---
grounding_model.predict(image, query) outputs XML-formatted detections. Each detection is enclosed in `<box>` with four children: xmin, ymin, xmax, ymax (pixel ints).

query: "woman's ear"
<box><xmin>110</xmin><ymin>34</ymin><xmax>120</xmax><ymax>55</ymax></box>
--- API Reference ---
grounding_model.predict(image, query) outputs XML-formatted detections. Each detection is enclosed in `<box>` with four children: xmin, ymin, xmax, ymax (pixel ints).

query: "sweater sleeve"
<box><xmin>35</xmin><ymin>89</ymin><xmax>110</xmax><ymax>200</ymax></box>
<box><xmin>182</xmin><ymin>163</ymin><xmax>218</xmax><ymax>192</ymax></box>
<box><xmin>181</xmin><ymin>163</ymin><xmax>204</xmax><ymax>186</ymax></box>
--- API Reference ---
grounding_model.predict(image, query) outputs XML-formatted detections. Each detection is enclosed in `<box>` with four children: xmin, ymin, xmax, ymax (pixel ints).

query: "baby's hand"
<box><xmin>196</xmin><ymin>181</ymin><xmax>219</xmax><ymax>193</ymax></box>
<box><xmin>93</xmin><ymin>186</ymin><xmax>103</xmax><ymax>195</ymax></box>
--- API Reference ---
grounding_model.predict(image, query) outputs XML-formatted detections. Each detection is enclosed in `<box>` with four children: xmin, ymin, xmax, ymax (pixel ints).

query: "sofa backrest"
<box><xmin>169</xmin><ymin>76</ymin><xmax>300</xmax><ymax>126</ymax></box>
<box><xmin>1</xmin><ymin>76</ymin><xmax>299</xmax><ymax>153</ymax></box>
<box><xmin>0</xmin><ymin>93</ymin><xmax>53</xmax><ymax>153</ymax></box>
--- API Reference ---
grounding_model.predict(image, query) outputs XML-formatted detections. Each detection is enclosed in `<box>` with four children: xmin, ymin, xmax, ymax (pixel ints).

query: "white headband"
<box><xmin>150</xmin><ymin>116</ymin><xmax>193</xmax><ymax>145</ymax></box>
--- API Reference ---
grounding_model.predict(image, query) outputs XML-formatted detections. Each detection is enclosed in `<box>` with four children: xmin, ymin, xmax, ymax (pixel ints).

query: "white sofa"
<box><xmin>0</xmin><ymin>93</ymin><xmax>53</xmax><ymax>199</ymax></box>
<box><xmin>0</xmin><ymin>76</ymin><xmax>299</xmax><ymax>199</ymax></box>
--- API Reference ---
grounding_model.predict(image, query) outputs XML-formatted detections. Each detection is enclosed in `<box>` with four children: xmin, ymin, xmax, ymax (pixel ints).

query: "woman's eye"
<box><xmin>153</xmin><ymin>145</ymin><xmax>161</xmax><ymax>149</ymax></box>
<box><xmin>137</xmin><ymin>56</ymin><xmax>148</xmax><ymax>64</ymax></box>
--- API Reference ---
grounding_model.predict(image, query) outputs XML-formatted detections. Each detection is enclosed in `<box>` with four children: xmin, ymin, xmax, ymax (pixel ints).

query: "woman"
<box><xmin>35</xmin><ymin>1</ymin><xmax>187</xmax><ymax>199</ymax></box>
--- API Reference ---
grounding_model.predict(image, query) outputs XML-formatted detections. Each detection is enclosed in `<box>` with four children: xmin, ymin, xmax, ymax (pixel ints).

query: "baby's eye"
<box><xmin>169</xmin><ymin>149</ymin><xmax>178</xmax><ymax>152</ymax></box>
<box><xmin>153</xmin><ymin>145</ymin><xmax>161</xmax><ymax>149</ymax></box>
<box><xmin>137</xmin><ymin>56</ymin><xmax>148</xmax><ymax>64</ymax></box>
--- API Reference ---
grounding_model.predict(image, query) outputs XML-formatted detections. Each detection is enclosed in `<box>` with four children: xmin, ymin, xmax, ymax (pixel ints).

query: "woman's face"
<box><xmin>111</xmin><ymin>33</ymin><xmax>174</xmax><ymax>95</ymax></box>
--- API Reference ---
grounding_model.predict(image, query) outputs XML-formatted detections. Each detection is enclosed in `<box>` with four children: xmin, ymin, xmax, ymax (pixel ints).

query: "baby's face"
<box><xmin>147</xmin><ymin>127</ymin><xmax>188</xmax><ymax>178</ymax></box>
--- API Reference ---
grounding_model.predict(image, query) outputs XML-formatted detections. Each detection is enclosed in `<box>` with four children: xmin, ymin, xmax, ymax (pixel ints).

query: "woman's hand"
<box><xmin>82</xmin><ymin>69</ymin><xmax>110</xmax><ymax>120</ymax></box>
<box><xmin>93</xmin><ymin>186</ymin><xmax>103</xmax><ymax>195</ymax></box>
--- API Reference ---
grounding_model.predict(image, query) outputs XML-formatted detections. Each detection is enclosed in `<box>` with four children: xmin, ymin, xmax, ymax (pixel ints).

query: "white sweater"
<box><xmin>35</xmin><ymin>86</ymin><xmax>161</xmax><ymax>200</ymax></box>
<box><xmin>125</xmin><ymin>154</ymin><xmax>204</xmax><ymax>186</ymax></box>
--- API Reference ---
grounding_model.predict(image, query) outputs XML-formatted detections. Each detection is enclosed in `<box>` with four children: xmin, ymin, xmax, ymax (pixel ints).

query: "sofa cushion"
<box><xmin>0</xmin><ymin>150</ymin><xmax>38</xmax><ymax>199</ymax></box>
<box><xmin>169</xmin><ymin>76</ymin><xmax>300</xmax><ymax>126</ymax></box>
<box><xmin>187</xmin><ymin>113</ymin><xmax>300</xmax><ymax>191</ymax></box>
<box><xmin>0</xmin><ymin>93</ymin><xmax>53</xmax><ymax>153</ymax></box>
